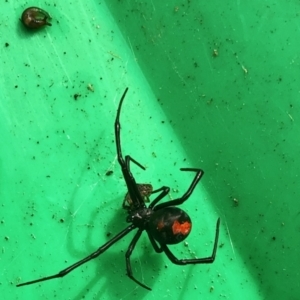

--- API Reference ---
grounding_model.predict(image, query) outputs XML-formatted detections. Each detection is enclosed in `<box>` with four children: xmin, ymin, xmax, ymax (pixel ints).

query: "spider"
<box><xmin>16</xmin><ymin>88</ymin><xmax>220</xmax><ymax>290</ymax></box>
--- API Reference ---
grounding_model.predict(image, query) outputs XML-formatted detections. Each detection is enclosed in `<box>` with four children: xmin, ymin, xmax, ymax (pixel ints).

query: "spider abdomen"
<box><xmin>148</xmin><ymin>207</ymin><xmax>192</xmax><ymax>245</ymax></box>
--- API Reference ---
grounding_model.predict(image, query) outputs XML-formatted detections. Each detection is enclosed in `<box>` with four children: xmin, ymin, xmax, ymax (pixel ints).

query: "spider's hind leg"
<box><xmin>161</xmin><ymin>218</ymin><xmax>220</xmax><ymax>265</ymax></box>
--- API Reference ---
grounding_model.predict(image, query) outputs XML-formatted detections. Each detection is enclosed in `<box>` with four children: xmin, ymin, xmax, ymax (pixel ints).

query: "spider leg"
<box><xmin>125</xmin><ymin>155</ymin><xmax>145</xmax><ymax>170</ymax></box>
<box><xmin>153</xmin><ymin>168</ymin><xmax>204</xmax><ymax>210</ymax></box>
<box><xmin>148</xmin><ymin>186</ymin><xmax>170</xmax><ymax>209</ymax></box>
<box><xmin>115</xmin><ymin>87</ymin><xmax>128</xmax><ymax>167</ymax></box>
<box><xmin>147</xmin><ymin>232</ymin><xmax>163</xmax><ymax>253</ymax></box>
<box><xmin>115</xmin><ymin>88</ymin><xmax>146</xmax><ymax>208</ymax></box>
<box><xmin>16</xmin><ymin>224</ymin><xmax>135</xmax><ymax>287</ymax></box>
<box><xmin>123</xmin><ymin>185</ymin><xmax>169</xmax><ymax>210</ymax></box>
<box><xmin>161</xmin><ymin>218</ymin><xmax>220</xmax><ymax>264</ymax></box>
<box><xmin>115</xmin><ymin>89</ymin><xmax>145</xmax><ymax>172</ymax></box>
<box><xmin>125</xmin><ymin>228</ymin><xmax>152</xmax><ymax>290</ymax></box>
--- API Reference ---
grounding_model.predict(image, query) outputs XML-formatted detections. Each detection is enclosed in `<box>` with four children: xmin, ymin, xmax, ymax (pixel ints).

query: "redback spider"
<box><xmin>16</xmin><ymin>88</ymin><xmax>220</xmax><ymax>290</ymax></box>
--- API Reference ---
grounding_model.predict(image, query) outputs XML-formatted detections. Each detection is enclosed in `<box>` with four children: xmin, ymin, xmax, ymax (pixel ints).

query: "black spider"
<box><xmin>16</xmin><ymin>88</ymin><xmax>220</xmax><ymax>290</ymax></box>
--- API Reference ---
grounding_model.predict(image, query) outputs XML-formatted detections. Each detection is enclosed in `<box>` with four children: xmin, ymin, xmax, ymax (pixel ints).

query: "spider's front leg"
<box><xmin>114</xmin><ymin>88</ymin><xmax>128</xmax><ymax>167</ymax></box>
<box><xmin>115</xmin><ymin>88</ymin><xmax>147</xmax><ymax>174</ymax></box>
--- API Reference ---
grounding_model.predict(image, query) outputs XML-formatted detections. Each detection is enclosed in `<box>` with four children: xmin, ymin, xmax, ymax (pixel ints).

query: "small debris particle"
<box><xmin>87</xmin><ymin>84</ymin><xmax>94</xmax><ymax>92</ymax></box>
<box><xmin>73</xmin><ymin>93</ymin><xmax>81</xmax><ymax>100</ymax></box>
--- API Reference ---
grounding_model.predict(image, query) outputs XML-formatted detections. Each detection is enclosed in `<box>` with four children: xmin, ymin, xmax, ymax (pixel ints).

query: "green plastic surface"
<box><xmin>1</xmin><ymin>1</ymin><xmax>300</xmax><ymax>300</ymax></box>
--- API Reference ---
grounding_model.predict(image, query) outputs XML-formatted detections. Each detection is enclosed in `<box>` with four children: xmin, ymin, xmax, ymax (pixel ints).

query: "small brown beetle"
<box><xmin>21</xmin><ymin>7</ymin><xmax>52</xmax><ymax>29</ymax></box>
